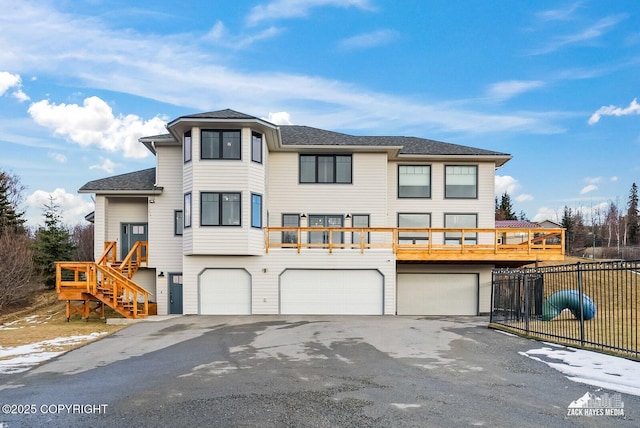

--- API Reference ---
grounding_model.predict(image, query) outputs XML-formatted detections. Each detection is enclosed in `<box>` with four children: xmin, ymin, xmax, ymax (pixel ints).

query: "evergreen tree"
<box><xmin>0</xmin><ymin>171</ymin><xmax>26</xmax><ymax>234</ymax></box>
<box><xmin>561</xmin><ymin>206</ymin><xmax>574</xmax><ymax>253</ymax></box>
<box><xmin>627</xmin><ymin>183</ymin><xmax>639</xmax><ymax>245</ymax></box>
<box><xmin>33</xmin><ymin>196</ymin><xmax>75</xmax><ymax>289</ymax></box>
<box><xmin>495</xmin><ymin>192</ymin><xmax>517</xmax><ymax>220</ymax></box>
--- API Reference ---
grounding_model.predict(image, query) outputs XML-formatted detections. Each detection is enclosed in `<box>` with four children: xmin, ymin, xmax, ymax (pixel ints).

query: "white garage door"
<box><xmin>280</xmin><ymin>269</ymin><xmax>383</xmax><ymax>315</ymax></box>
<box><xmin>199</xmin><ymin>269</ymin><xmax>251</xmax><ymax>315</ymax></box>
<box><xmin>397</xmin><ymin>273</ymin><xmax>477</xmax><ymax>315</ymax></box>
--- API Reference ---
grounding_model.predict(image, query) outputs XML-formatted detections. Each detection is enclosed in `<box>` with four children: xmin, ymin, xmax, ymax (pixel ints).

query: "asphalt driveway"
<box><xmin>0</xmin><ymin>316</ymin><xmax>637</xmax><ymax>427</ymax></box>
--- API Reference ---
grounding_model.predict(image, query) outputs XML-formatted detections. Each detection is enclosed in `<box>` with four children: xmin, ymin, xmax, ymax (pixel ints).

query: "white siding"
<box><xmin>104</xmin><ymin>197</ymin><xmax>148</xmax><ymax>248</ymax></box>
<box><xmin>182</xmin><ymin>250</ymin><xmax>396</xmax><ymax>315</ymax></box>
<box><xmin>268</xmin><ymin>152</ymin><xmax>388</xmax><ymax>237</ymax></box>
<box><xmin>388</xmin><ymin>161</ymin><xmax>496</xmax><ymax>244</ymax></box>
<box><xmin>149</xmin><ymin>144</ymin><xmax>183</xmax><ymax>314</ymax></box>
<box><xmin>93</xmin><ymin>195</ymin><xmax>107</xmax><ymax>261</ymax></box>
<box><xmin>186</xmin><ymin>127</ymin><xmax>266</xmax><ymax>255</ymax></box>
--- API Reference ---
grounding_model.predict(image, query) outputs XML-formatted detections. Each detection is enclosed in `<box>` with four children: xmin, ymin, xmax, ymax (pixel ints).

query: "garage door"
<box><xmin>199</xmin><ymin>269</ymin><xmax>251</xmax><ymax>314</ymax></box>
<box><xmin>280</xmin><ymin>269</ymin><xmax>383</xmax><ymax>315</ymax></box>
<box><xmin>397</xmin><ymin>273</ymin><xmax>477</xmax><ymax>315</ymax></box>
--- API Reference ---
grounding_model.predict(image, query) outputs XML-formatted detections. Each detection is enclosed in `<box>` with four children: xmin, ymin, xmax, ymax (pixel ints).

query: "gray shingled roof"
<box><xmin>279</xmin><ymin>125</ymin><xmax>508</xmax><ymax>156</ymax></box>
<box><xmin>171</xmin><ymin>109</ymin><xmax>260</xmax><ymax>122</ymax></box>
<box><xmin>79</xmin><ymin>168</ymin><xmax>158</xmax><ymax>193</ymax></box>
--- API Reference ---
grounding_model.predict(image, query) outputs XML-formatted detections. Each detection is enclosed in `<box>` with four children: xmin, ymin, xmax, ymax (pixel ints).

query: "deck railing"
<box><xmin>265</xmin><ymin>227</ymin><xmax>565</xmax><ymax>262</ymax></box>
<box><xmin>55</xmin><ymin>241</ymin><xmax>151</xmax><ymax>319</ymax></box>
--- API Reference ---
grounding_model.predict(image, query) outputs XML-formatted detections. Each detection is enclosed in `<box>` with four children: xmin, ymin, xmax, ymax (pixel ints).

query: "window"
<box><xmin>398</xmin><ymin>213</ymin><xmax>431</xmax><ymax>244</ymax></box>
<box><xmin>174</xmin><ymin>210</ymin><xmax>183</xmax><ymax>236</ymax></box>
<box><xmin>201</xmin><ymin>130</ymin><xmax>241</xmax><ymax>160</ymax></box>
<box><xmin>309</xmin><ymin>215</ymin><xmax>343</xmax><ymax>244</ymax></box>
<box><xmin>299</xmin><ymin>155</ymin><xmax>352</xmax><ymax>183</ymax></box>
<box><xmin>251</xmin><ymin>132</ymin><xmax>262</xmax><ymax>163</ymax></box>
<box><xmin>184</xmin><ymin>131</ymin><xmax>192</xmax><ymax>163</ymax></box>
<box><xmin>184</xmin><ymin>193</ymin><xmax>192</xmax><ymax>228</ymax></box>
<box><xmin>445</xmin><ymin>165</ymin><xmax>477</xmax><ymax>198</ymax></box>
<box><xmin>201</xmin><ymin>192</ymin><xmax>241</xmax><ymax>226</ymax></box>
<box><xmin>351</xmin><ymin>214</ymin><xmax>370</xmax><ymax>245</ymax></box>
<box><xmin>282</xmin><ymin>214</ymin><xmax>300</xmax><ymax>244</ymax></box>
<box><xmin>398</xmin><ymin>165</ymin><xmax>431</xmax><ymax>198</ymax></box>
<box><xmin>251</xmin><ymin>194</ymin><xmax>262</xmax><ymax>228</ymax></box>
<box><xmin>445</xmin><ymin>213</ymin><xmax>477</xmax><ymax>244</ymax></box>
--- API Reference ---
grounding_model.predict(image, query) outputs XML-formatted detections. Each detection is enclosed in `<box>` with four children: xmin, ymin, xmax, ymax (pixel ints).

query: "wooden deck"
<box><xmin>56</xmin><ymin>241</ymin><xmax>151</xmax><ymax>320</ymax></box>
<box><xmin>265</xmin><ymin>227</ymin><xmax>565</xmax><ymax>265</ymax></box>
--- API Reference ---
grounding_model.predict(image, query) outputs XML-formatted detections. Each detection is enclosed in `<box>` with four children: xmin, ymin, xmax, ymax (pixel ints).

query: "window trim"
<box><xmin>200</xmin><ymin>191</ymin><xmax>242</xmax><ymax>227</ymax></box>
<box><xmin>282</xmin><ymin>213</ymin><xmax>300</xmax><ymax>244</ymax></box>
<box><xmin>299</xmin><ymin>154</ymin><xmax>352</xmax><ymax>184</ymax></box>
<box><xmin>251</xmin><ymin>132</ymin><xmax>263</xmax><ymax>164</ymax></box>
<box><xmin>308</xmin><ymin>214</ymin><xmax>344</xmax><ymax>244</ymax></box>
<box><xmin>444</xmin><ymin>164</ymin><xmax>478</xmax><ymax>199</ymax></box>
<box><xmin>397</xmin><ymin>212</ymin><xmax>431</xmax><ymax>244</ymax></box>
<box><xmin>251</xmin><ymin>193</ymin><xmax>262</xmax><ymax>228</ymax></box>
<box><xmin>174</xmin><ymin>210</ymin><xmax>183</xmax><ymax>236</ymax></box>
<box><xmin>351</xmin><ymin>214</ymin><xmax>370</xmax><ymax>245</ymax></box>
<box><xmin>444</xmin><ymin>212</ymin><xmax>478</xmax><ymax>244</ymax></box>
<box><xmin>398</xmin><ymin>165</ymin><xmax>431</xmax><ymax>198</ymax></box>
<box><xmin>200</xmin><ymin>129</ymin><xmax>242</xmax><ymax>160</ymax></box>
<box><xmin>183</xmin><ymin>131</ymin><xmax>192</xmax><ymax>163</ymax></box>
<box><xmin>183</xmin><ymin>193</ymin><xmax>192</xmax><ymax>229</ymax></box>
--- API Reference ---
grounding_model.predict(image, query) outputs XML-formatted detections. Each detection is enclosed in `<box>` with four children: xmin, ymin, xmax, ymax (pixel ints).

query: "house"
<box><xmin>60</xmin><ymin>109</ymin><xmax>564</xmax><ymax>318</ymax></box>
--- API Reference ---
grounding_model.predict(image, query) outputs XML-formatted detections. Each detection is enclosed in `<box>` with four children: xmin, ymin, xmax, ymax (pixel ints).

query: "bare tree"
<box><xmin>71</xmin><ymin>222</ymin><xmax>94</xmax><ymax>261</ymax></box>
<box><xmin>0</xmin><ymin>229</ymin><xmax>39</xmax><ymax>310</ymax></box>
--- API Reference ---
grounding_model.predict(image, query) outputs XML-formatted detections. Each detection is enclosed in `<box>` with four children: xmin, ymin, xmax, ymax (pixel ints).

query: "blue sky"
<box><xmin>1</xmin><ymin>0</ymin><xmax>639</xmax><ymax>227</ymax></box>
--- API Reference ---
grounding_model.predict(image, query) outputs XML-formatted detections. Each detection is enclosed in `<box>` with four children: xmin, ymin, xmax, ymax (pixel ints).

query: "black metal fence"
<box><xmin>490</xmin><ymin>261</ymin><xmax>639</xmax><ymax>360</ymax></box>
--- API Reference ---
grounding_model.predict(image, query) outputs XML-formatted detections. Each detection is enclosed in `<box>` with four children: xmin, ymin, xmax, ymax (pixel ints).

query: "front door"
<box><xmin>121</xmin><ymin>223</ymin><xmax>148</xmax><ymax>259</ymax></box>
<box><xmin>169</xmin><ymin>273</ymin><xmax>183</xmax><ymax>314</ymax></box>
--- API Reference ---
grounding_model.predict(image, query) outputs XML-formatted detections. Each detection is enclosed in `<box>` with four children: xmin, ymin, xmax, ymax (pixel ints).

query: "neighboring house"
<box><xmin>496</xmin><ymin>220</ymin><xmax>563</xmax><ymax>245</ymax></box>
<box><xmin>75</xmin><ymin>109</ymin><xmax>564</xmax><ymax>317</ymax></box>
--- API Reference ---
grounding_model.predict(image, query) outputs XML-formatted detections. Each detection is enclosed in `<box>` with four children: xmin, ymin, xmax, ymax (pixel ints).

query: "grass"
<box><xmin>493</xmin><ymin>256</ymin><xmax>640</xmax><ymax>360</ymax></box>
<box><xmin>0</xmin><ymin>290</ymin><xmax>127</xmax><ymax>353</ymax></box>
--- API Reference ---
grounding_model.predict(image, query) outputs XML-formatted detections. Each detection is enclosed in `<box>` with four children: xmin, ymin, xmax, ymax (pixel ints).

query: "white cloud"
<box><xmin>532</xmin><ymin>206</ymin><xmax>561</xmax><ymax>223</ymax></box>
<box><xmin>0</xmin><ymin>71</ymin><xmax>29</xmax><ymax>101</ymax></box>
<box><xmin>338</xmin><ymin>30</ymin><xmax>399</xmax><ymax>51</ymax></box>
<box><xmin>610</xmin><ymin>176</ymin><xmax>618</xmax><ymax>182</ymax></box>
<box><xmin>0</xmin><ymin>71</ymin><xmax>21</xmax><ymax>95</ymax></box>
<box><xmin>0</xmin><ymin>3</ymin><xmax>563</xmax><ymax>136</ymax></box>
<box><xmin>487</xmin><ymin>80</ymin><xmax>545</xmax><ymax>101</ymax></box>
<box><xmin>516</xmin><ymin>193</ymin><xmax>534</xmax><ymax>202</ymax></box>
<box><xmin>26</xmin><ymin>188</ymin><xmax>94</xmax><ymax>227</ymax></box>
<box><xmin>247</xmin><ymin>0</ymin><xmax>374</xmax><ymax>25</ymax></box>
<box><xmin>588</xmin><ymin>98</ymin><xmax>640</xmax><ymax>125</ymax></box>
<box><xmin>89</xmin><ymin>157</ymin><xmax>118</xmax><ymax>173</ymax></box>
<box><xmin>12</xmin><ymin>89</ymin><xmax>30</xmax><ymax>102</ymax></box>
<box><xmin>495</xmin><ymin>175</ymin><xmax>521</xmax><ymax>195</ymax></box>
<box><xmin>530</xmin><ymin>15</ymin><xmax>627</xmax><ymax>55</ymax></box>
<box><xmin>202</xmin><ymin>21</ymin><xmax>283</xmax><ymax>49</ymax></box>
<box><xmin>536</xmin><ymin>2</ymin><xmax>583</xmax><ymax>22</ymax></box>
<box><xmin>48</xmin><ymin>152</ymin><xmax>67</xmax><ymax>163</ymax></box>
<box><xmin>266</xmin><ymin>111</ymin><xmax>293</xmax><ymax>125</ymax></box>
<box><xmin>580</xmin><ymin>184</ymin><xmax>598</xmax><ymax>194</ymax></box>
<box><xmin>27</xmin><ymin>96</ymin><xmax>167</xmax><ymax>159</ymax></box>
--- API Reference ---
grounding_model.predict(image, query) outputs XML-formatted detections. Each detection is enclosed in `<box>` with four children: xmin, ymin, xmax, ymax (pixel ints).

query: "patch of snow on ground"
<box><xmin>0</xmin><ymin>332</ymin><xmax>107</xmax><ymax>375</ymax></box>
<box><xmin>520</xmin><ymin>346</ymin><xmax>640</xmax><ymax>397</ymax></box>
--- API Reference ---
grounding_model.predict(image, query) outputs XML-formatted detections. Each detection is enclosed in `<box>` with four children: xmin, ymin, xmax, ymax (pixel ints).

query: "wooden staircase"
<box><xmin>56</xmin><ymin>241</ymin><xmax>151</xmax><ymax>320</ymax></box>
